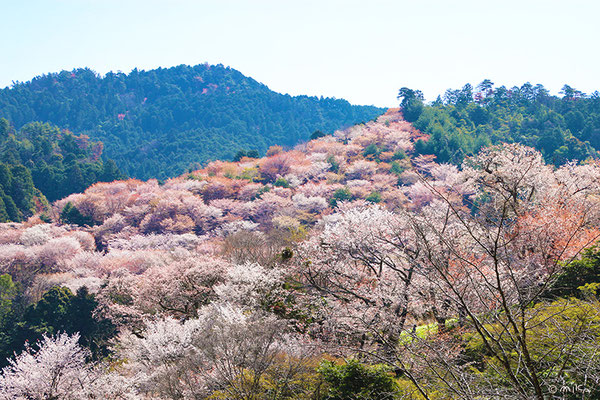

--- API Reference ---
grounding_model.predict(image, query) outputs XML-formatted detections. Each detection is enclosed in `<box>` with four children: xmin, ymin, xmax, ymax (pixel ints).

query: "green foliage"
<box><xmin>22</xmin><ymin>286</ymin><xmax>74</xmax><ymax>337</ymax></box>
<box><xmin>0</xmin><ymin>119</ymin><xmax>123</xmax><ymax>221</ymax></box>
<box><xmin>0</xmin><ymin>161</ymin><xmax>39</xmax><ymax>222</ymax></box>
<box><xmin>0</xmin><ymin>286</ymin><xmax>116</xmax><ymax>367</ymax></box>
<box><xmin>0</xmin><ymin>65</ymin><xmax>384</xmax><ymax>179</ymax></box>
<box><xmin>0</xmin><ymin>275</ymin><xmax>18</xmax><ymax>326</ymax></box>
<box><xmin>329</xmin><ymin>188</ymin><xmax>353</xmax><ymax>207</ymax></box>
<box><xmin>0</xmin><ymin>118</ymin><xmax>9</xmax><ymax>138</ymax></box>
<box><xmin>398</xmin><ymin>322</ymin><xmax>440</xmax><ymax>345</ymax></box>
<box><xmin>389</xmin><ymin>161</ymin><xmax>406</xmax><ymax>176</ymax></box>
<box><xmin>60</xmin><ymin>201</ymin><xmax>94</xmax><ymax>226</ymax></box>
<box><xmin>462</xmin><ymin>298</ymin><xmax>600</xmax><ymax>399</ymax></box>
<box><xmin>579</xmin><ymin>282</ymin><xmax>600</xmax><ymax>297</ymax></box>
<box><xmin>310</xmin><ymin>130</ymin><xmax>328</xmax><ymax>140</ymax></box>
<box><xmin>7</xmin><ymin>165</ymin><xmax>36</xmax><ymax>213</ymax></box>
<box><xmin>1</xmin><ymin>191</ymin><xmax>19</xmax><ymax>221</ymax></box>
<box><xmin>318</xmin><ymin>359</ymin><xmax>399</xmax><ymax>400</ymax></box>
<box><xmin>397</xmin><ymin>87</ymin><xmax>425</xmax><ymax>122</ymax></box>
<box><xmin>0</xmin><ymin>197</ymin><xmax>9</xmax><ymax>222</ymax></box>
<box><xmin>14</xmin><ymin>122</ymin><xmax>123</xmax><ymax>201</ymax></box>
<box><xmin>0</xmin><ymin>275</ymin><xmax>19</xmax><ymax>364</ymax></box>
<box><xmin>274</xmin><ymin>177</ymin><xmax>290</xmax><ymax>188</ymax></box>
<box><xmin>408</xmin><ymin>81</ymin><xmax>600</xmax><ymax>165</ymax></box>
<box><xmin>326</xmin><ymin>155</ymin><xmax>339</xmax><ymax>173</ymax></box>
<box><xmin>362</xmin><ymin>143</ymin><xmax>380</xmax><ymax>158</ymax></box>
<box><xmin>391</xmin><ymin>149</ymin><xmax>406</xmax><ymax>161</ymax></box>
<box><xmin>546</xmin><ymin>245</ymin><xmax>600</xmax><ymax>298</ymax></box>
<box><xmin>233</xmin><ymin>149</ymin><xmax>260</xmax><ymax>162</ymax></box>
<box><xmin>237</xmin><ymin>166</ymin><xmax>260</xmax><ymax>181</ymax></box>
<box><xmin>365</xmin><ymin>191</ymin><xmax>382</xmax><ymax>203</ymax></box>
<box><xmin>254</xmin><ymin>184</ymin><xmax>271</xmax><ymax>199</ymax></box>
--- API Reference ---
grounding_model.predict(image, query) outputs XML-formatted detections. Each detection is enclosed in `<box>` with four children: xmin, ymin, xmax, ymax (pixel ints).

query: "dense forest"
<box><xmin>398</xmin><ymin>81</ymin><xmax>600</xmax><ymax>165</ymax></box>
<box><xmin>0</xmin><ymin>65</ymin><xmax>384</xmax><ymax>179</ymax></box>
<box><xmin>0</xmin><ymin>119</ymin><xmax>122</xmax><ymax>222</ymax></box>
<box><xmin>0</xmin><ymin>110</ymin><xmax>599</xmax><ymax>399</ymax></box>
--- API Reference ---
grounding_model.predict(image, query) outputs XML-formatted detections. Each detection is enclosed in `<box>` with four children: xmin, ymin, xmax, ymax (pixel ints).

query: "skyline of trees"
<box><xmin>399</xmin><ymin>81</ymin><xmax>600</xmax><ymax>167</ymax></box>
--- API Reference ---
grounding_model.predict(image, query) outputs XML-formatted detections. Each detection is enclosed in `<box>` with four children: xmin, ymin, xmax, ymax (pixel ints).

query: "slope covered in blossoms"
<box><xmin>54</xmin><ymin>109</ymin><xmax>426</xmax><ymax>239</ymax></box>
<box><xmin>1</xmin><ymin>109</ymin><xmax>600</xmax><ymax>399</ymax></box>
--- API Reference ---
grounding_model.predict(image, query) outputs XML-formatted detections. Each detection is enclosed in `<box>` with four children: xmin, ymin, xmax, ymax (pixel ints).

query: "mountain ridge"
<box><xmin>0</xmin><ymin>64</ymin><xmax>385</xmax><ymax>179</ymax></box>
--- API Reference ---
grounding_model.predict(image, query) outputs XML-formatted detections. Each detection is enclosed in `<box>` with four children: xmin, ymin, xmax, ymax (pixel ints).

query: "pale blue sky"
<box><xmin>1</xmin><ymin>0</ymin><xmax>598</xmax><ymax>107</ymax></box>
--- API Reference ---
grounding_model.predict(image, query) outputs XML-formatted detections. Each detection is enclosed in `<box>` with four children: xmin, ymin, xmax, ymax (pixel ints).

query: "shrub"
<box><xmin>390</xmin><ymin>161</ymin><xmax>406</xmax><ymax>176</ymax></box>
<box><xmin>366</xmin><ymin>192</ymin><xmax>382</xmax><ymax>203</ymax></box>
<box><xmin>318</xmin><ymin>359</ymin><xmax>399</xmax><ymax>400</ymax></box>
<box><xmin>327</xmin><ymin>155</ymin><xmax>339</xmax><ymax>173</ymax></box>
<box><xmin>392</xmin><ymin>149</ymin><xmax>406</xmax><ymax>160</ymax></box>
<box><xmin>310</xmin><ymin>130</ymin><xmax>327</xmax><ymax>140</ymax></box>
<box><xmin>60</xmin><ymin>202</ymin><xmax>94</xmax><ymax>226</ymax></box>
<box><xmin>274</xmin><ymin>177</ymin><xmax>290</xmax><ymax>188</ymax></box>
<box><xmin>546</xmin><ymin>245</ymin><xmax>600</xmax><ymax>298</ymax></box>
<box><xmin>363</xmin><ymin>143</ymin><xmax>380</xmax><ymax>158</ymax></box>
<box><xmin>329</xmin><ymin>188</ymin><xmax>353</xmax><ymax>207</ymax></box>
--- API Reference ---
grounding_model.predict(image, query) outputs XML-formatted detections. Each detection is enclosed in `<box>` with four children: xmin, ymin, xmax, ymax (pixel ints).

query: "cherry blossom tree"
<box><xmin>259</xmin><ymin>152</ymin><xmax>294</xmax><ymax>182</ymax></box>
<box><xmin>133</xmin><ymin>258</ymin><xmax>227</xmax><ymax>319</ymax></box>
<box><xmin>298</xmin><ymin>201</ymin><xmax>423</xmax><ymax>352</ymax></box>
<box><xmin>121</xmin><ymin>304</ymin><xmax>315</xmax><ymax>400</ymax></box>
<box><xmin>394</xmin><ymin>144</ymin><xmax>600</xmax><ymax>399</ymax></box>
<box><xmin>0</xmin><ymin>333</ymin><xmax>130</xmax><ymax>400</ymax></box>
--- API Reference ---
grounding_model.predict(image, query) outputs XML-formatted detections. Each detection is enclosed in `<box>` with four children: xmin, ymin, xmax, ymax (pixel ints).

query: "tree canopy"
<box><xmin>400</xmin><ymin>81</ymin><xmax>600</xmax><ymax>165</ymax></box>
<box><xmin>0</xmin><ymin>65</ymin><xmax>384</xmax><ymax>179</ymax></box>
<box><xmin>0</xmin><ymin>119</ymin><xmax>123</xmax><ymax>221</ymax></box>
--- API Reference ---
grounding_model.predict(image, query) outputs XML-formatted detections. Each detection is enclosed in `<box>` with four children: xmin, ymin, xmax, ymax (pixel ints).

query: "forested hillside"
<box><xmin>0</xmin><ymin>64</ymin><xmax>384</xmax><ymax>179</ymax></box>
<box><xmin>398</xmin><ymin>81</ymin><xmax>600</xmax><ymax>165</ymax></box>
<box><xmin>0</xmin><ymin>119</ymin><xmax>122</xmax><ymax>222</ymax></box>
<box><xmin>1</xmin><ymin>110</ymin><xmax>599</xmax><ymax>399</ymax></box>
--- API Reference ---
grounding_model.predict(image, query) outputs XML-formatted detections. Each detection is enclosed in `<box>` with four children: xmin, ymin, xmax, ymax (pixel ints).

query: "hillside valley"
<box><xmin>0</xmin><ymin>104</ymin><xmax>599</xmax><ymax>398</ymax></box>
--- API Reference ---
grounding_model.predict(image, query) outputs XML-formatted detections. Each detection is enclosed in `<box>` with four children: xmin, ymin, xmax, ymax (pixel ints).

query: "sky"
<box><xmin>1</xmin><ymin>0</ymin><xmax>598</xmax><ymax>107</ymax></box>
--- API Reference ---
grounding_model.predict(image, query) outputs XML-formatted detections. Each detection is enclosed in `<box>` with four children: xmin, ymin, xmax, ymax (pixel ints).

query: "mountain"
<box><xmin>0</xmin><ymin>64</ymin><xmax>385</xmax><ymax>179</ymax></box>
<box><xmin>0</xmin><ymin>119</ymin><xmax>122</xmax><ymax>222</ymax></box>
<box><xmin>397</xmin><ymin>82</ymin><xmax>600</xmax><ymax>165</ymax></box>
